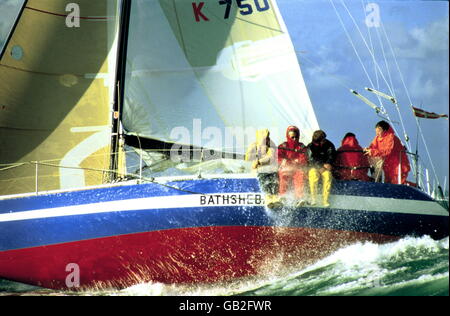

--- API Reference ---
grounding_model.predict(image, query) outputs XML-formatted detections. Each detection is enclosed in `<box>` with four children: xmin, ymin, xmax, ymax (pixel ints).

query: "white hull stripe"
<box><xmin>0</xmin><ymin>193</ymin><xmax>447</xmax><ymax>223</ymax></box>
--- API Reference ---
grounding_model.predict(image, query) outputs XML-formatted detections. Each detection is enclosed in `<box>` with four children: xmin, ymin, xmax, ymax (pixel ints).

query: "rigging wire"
<box><xmin>340</xmin><ymin>0</ymin><xmax>419</xmax><ymax>167</ymax></box>
<box><xmin>361</xmin><ymin>0</ymin><xmax>380</xmax><ymax>97</ymax></box>
<box><xmin>372</xmin><ymin>12</ymin><xmax>441</xmax><ymax>187</ymax></box>
<box><xmin>294</xmin><ymin>50</ymin><xmax>396</xmax><ymax>122</ymax></box>
<box><xmin>338</xmin><ymin>0</ymin><xmax>412</xmax><ymax>153</ymax></box>
<box><xmin>380</xmin><ymin>21</ymin><xmax>441</xmax><ymax>187</ymax></box>
<box><xmin>294</xmin><ymin>51</ymin><xmax>353</xmax><ymax>91</ymax></box>
<box><xmin>374</xmin><ymin>20</ymin><xmax>411</xmax><ymax>150</ymax></box>
<box><xmin>328</xmin><ymin>0</ymin><xmax>374</xmax><ymax>90</ymax></box>
<box><xmin>339</xmin><ymin>0</ymin><xmax>394</xmax><ymax>98</ymax></box>
<box><xmin>374</xmin><ymin>15</ymin><xmax>396</xmax><ymax>101</ymax></box>
<box><xmin>328</xmin><ymin>0</ymin><xmax>394</xmax><ymax>125</ymax></box>
<box><xmin>359</xmin><ymin>2</ymin><xmax>399</xmax><ymax>124</ymax></box>
<box><xmin>332</xmin><ymin>0</ymin><xmax>448</xmax><ymax>186</ymax></box>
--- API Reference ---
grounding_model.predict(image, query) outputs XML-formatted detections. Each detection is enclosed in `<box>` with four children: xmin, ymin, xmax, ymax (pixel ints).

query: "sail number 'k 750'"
<box><xmin>193</xmin><ymin>0</ymin><xmax>271</xmax><ymax>21</ymax></box>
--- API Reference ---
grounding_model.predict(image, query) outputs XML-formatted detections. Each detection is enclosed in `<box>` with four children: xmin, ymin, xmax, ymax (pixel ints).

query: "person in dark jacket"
<box><xmin>307</xmin><ymin>130</ymin><xmax>336</xmax><ymax>207</ymax></box>
<box><xmin>334</xmin><ymin>132</ymin><xmax>370</xmax><ymax>181</ymax></box>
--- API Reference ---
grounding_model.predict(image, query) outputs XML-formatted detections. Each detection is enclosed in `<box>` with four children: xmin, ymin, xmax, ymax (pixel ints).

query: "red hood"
<box><xmin>341</xmin><ymin>135</ymin><xmax>360</xmax><ymax>148</ymax></box>
<box><xmin>285</xmin><ymin>126</ymin><xmax>300</xmax><ymax>147</ymax></box>
<box><xmin>383</xmin><ymin>127</ymin><xmax>395</xmax><ymax>137</ymax></box>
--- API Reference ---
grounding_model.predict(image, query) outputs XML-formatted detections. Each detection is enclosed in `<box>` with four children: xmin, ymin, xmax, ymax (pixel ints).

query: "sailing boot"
<box><xmin>322</xmin><ymin>170</ymin><xmax>332</xmax><ymax>207</ymax></box>
<box><xmin>266</xmin><ymin>194</ymin><xmax>282</xmax><ymax>209</ymax></box>
<box><xmin>265</xmin><ymin>194</ymin><xmax>274</xmax><ymax>208</ymax></box>
<box><xmin>309</xmin><ymin>168</ymin><xmax>319</xmax><ymax>206</ymax></box>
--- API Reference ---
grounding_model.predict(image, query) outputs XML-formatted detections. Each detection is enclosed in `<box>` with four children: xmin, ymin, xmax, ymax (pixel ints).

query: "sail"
<box><xmin>122</xmin><ymin>0</ymin><xmax>319</xmax><ymax>156</ymax></box>
<box><xmin>0</xmin><ymin>0</ymin><xmax>120</xmax><ymax>195</ymax></box>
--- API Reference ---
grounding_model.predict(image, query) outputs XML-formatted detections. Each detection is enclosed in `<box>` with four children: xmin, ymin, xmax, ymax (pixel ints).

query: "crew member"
<box><xmin>364</xmin><ymin>120</ymin><xmax>411</xmax><ymax>184</ymax></box>
<box><xmin>307</xmin><ymin>130</ymin><xmax>336</xmax><ymax>207</ymax></box>
<box><xmin>334</xmin><ymin>132</ymin><xmax>370</xmax><ymax>181</ymax></box>
<box><xmin>278</xmin><ymin>126</ymin><xmax>309</xmax><ymax>206</ymax></box>
<box><xmin>245</xmin><ymin>129</ymin><xmax>280</xmax><ymax>207</ymax></box>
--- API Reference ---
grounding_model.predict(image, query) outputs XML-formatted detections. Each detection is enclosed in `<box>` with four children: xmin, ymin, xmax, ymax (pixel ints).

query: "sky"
<box><xmin>276</xmin><ymin>0</ymin><xmax>449</xmax><ymax>191</ymax></box>
<box><xmin>0</xmin><ymin>0</ymin><xmax>448</xmax><ymax>192</ymax></box>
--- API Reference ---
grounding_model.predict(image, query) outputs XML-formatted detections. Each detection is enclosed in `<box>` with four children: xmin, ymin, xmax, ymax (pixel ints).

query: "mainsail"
<box><xmin>122</xmin><ymin>0</ymin><xmax>319</xmax><ymax>156</ymax></box>
<box><xmin>0</xmin><ymin>0</ymin><xmax>120</xmax><ymax>195</ymax></box>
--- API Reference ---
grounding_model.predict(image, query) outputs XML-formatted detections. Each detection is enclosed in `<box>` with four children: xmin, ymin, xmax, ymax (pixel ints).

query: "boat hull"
<box><xmin>0</xmin><ymin>226</ymin><xmax>399</xmax><ymax>290</ymax></box>
<box><xmin>0</xmin><ymin>177</ymin><xmax>448</xmax><ymax>290</ymax></box>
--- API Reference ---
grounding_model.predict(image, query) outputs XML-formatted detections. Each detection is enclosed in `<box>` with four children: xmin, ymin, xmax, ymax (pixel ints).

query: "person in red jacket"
<box><xmin>334</xmin><ymin>133</ymin><xmax>370</xmax><ymax>181</ymax></box>
<box><xmin>278</xmin><ymin>126</ymin><xmax>309</xmax><ymax>205</ymax></box>
<box><xmin>364</xmin><ymin>120</ymin><xmax>411</xmax><ymax>184</ymax></box>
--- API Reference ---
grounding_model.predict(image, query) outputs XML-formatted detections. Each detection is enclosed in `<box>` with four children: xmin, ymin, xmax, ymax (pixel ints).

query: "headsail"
<box><xmin>0</xmin><ymin>0</ymin><xmax>120</xmax><ymax>195</ymax></box>
<box><xmin>121</xmin><ymin>0</ymin><xmax>319</xmax><ymax>155</ymax></box>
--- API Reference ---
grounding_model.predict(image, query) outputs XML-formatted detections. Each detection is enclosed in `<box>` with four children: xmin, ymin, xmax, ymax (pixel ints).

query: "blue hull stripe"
<box><xmin>0</xmin><ymin>178</ymin><xmax>435</xmax><ymax>214</ymax></box>
<box><xmin>1</xmin><ymin>204</ymin><xmax>447</xmax><ymax>251</ymax></box>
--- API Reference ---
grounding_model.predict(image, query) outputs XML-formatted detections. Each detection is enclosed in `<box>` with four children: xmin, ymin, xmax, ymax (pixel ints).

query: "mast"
<box><xmin>110</xmin><ymin>0</ymin><xmax>132</xmax><ymax>181</ymax></box>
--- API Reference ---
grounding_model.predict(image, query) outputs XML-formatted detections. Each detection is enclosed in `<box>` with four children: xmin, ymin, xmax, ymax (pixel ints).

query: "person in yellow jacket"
<box><xmin>245</xmin><ymin>129</ymin><xmax>281</xmax><ymax>208</ymax></box>
<box><xmin>307</xmin><ymin>130</ymin><xmax>336</xmax><ymax>207</ymax></box>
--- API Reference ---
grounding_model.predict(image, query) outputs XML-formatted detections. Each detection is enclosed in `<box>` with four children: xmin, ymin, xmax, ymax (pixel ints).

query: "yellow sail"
<box><xmin>0</xmin><ymin>0</ymin><xmax>119</xmax><ymax>195</ymax></box>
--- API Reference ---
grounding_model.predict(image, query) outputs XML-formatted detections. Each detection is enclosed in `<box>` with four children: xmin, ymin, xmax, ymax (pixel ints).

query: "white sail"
<box><xmin>121</xmin><ymin>0</ymin><xmax>319</xmax><ymax>153</ymax></box>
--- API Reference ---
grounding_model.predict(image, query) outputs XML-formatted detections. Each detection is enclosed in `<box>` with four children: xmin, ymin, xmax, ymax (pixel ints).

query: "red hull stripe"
<box><xmin>0</xmin><ymin>226</ymin><xmax>398</xmax><ymax>290</ymax></box>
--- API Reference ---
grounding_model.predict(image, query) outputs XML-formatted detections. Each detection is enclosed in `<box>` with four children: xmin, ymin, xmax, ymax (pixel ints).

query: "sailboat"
<box><xmin>0</xmin><ymin>0</ymin><xmax>447</xmax><ymax>290</ymax></box>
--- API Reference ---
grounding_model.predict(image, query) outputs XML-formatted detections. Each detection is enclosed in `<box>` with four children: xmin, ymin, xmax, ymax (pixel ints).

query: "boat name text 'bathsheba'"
<box><xmin>200</xmin><ymin>193</ymin><xmax>264</xmax><ymax>205</ymax></box>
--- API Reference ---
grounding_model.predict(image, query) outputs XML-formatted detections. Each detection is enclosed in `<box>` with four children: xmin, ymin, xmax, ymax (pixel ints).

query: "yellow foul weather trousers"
<box><xmin>308</xmin><ymin>168</ymin><xmax>332</xmax><ymax>206</ymax></box>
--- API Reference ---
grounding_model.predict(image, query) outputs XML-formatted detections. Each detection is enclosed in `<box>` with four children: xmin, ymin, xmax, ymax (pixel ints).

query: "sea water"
<box><xmin>1</xmin><ymin>235</ymin><xmax>448</xmax><ymax>296</ymax></box>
